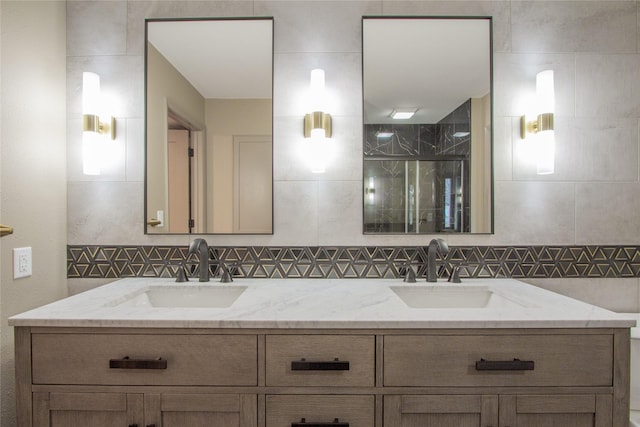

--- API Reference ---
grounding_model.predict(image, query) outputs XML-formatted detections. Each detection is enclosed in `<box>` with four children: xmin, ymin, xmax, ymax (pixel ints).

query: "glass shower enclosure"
<box><xmin>364</xmin><ymin>158</ymin><xmax>468</xmax><ymax>234</ymax></box>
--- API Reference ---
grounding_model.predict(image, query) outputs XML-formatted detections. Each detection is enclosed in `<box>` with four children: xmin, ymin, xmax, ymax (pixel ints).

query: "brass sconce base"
<box><xmin>83</xmin><ymin>114</ymin><xmax>116</xmax><ymax>140</ymax></box>
<box><xmin>520</xmin><ymin>112</ymin><xmax>554</xmax><ymax>139</ymax></box>
<box><xmin>304</xmin><ymin>112</ymin><xmax>332</xmax><ymax>138</ymax></box>
<box><xmin>0</xmin><ymin>224</ymin><xmax>14</xmax><ymax>237</ymax></box>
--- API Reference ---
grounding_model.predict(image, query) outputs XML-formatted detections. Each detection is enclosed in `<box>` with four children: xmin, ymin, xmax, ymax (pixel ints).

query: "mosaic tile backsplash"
<box><xmin>68</xmin><ymin>245</ymin><xmax>640</xmax><ymax>280</ymax></box>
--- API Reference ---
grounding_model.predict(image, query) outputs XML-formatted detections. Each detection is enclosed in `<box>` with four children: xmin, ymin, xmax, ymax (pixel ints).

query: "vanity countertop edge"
<box><xmin>8</xmin><ymin>277</ymin><xmax>637</xmax><ymax>329</ymax></box>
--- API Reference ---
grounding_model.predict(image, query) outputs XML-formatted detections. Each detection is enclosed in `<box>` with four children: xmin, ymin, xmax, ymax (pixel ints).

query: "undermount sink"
<box><xmin>390</xmin><ymin>285</ymin><xmax>526</xmax><ymax>309</ymax></box>
<box><xmin>115</xmin><ymin>286</ymin><xmax>247</xmax><ymax>308</ymax></box>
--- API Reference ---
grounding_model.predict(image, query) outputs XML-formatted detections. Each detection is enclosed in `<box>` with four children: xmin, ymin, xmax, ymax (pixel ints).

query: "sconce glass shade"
<box><xmin>82</xmin><ymin>72</ymin><xmax>102</xmax><ymax>175</ymax></box>
<box><xmin>309</xmin><ymin>128</ymin><xmax>327</xmax><ymax>173</ymax></box>
<box><xmin>536</xmin><ymin>130</ymin><xmax>555</xmax><ymax>175</ymax></box>
<box><xmin>309</xmin><ymin>68</ymin><xmax>325</xmax><ymax>111</ymax></box>
<box><xmin>82</xmin><ymin>132</ymin><xmax>102</xmax><ymax>175</ymax></box>
<box><xmin>82</xmin><ymin>72</ymin><xmax>101</xmax><ymax>116</ymax></box>
<box><xmin>535</xmin><ymin>70</ymin><xmax>554</xmax><ymax>174</ymax></box>
<box><xmin>536</xmin><ymin>70</ymin><xmax>554</xmax><ymax>114</ymax></box>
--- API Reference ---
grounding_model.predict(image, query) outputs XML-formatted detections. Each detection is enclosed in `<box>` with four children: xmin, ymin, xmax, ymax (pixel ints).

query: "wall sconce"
<box><xmin>365</xmin><ymin>176</ymin><xmax>376</xmax><ymax>204</ymax></box>
<box><xmin>520</xmin><ymin>70</ymin><xmax>555</xmax><ymax>175</ymax></box>
<box><xmin>82</xmin><ymin>72</ymin><xmax>115</xmax><ymax>175</ymax></box>
<box><xmin>303</xmin><ymin>69</ymin><xmax>332</xmax><ymax>173</ymax></box>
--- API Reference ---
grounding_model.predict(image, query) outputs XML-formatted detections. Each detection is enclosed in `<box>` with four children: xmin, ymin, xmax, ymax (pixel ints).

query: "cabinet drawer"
<box><xmin>384</xmin><ymin>334</ymin><xmax>613</xmax><ymax>387</ymax></box>
<box><xmin>32</xmin><ymin>333</ymin><xmax>257</xmax><ymax>386</ymax></box>
<box><xmin>265</xmin><ymin>335</ymin><xmax>375</xmax><ymax>387</ymax></box>
<box><xmin>266</xmin><ymin>395</ymin><xmax>374</xmax><ymax>427</ymax></box>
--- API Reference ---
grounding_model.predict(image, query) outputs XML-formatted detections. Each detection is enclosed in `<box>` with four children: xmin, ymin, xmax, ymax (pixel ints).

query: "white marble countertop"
<box><xmin>9</xmin><ymin>278</ymin><xmax>637</xmax><ymax>329</ymax></box>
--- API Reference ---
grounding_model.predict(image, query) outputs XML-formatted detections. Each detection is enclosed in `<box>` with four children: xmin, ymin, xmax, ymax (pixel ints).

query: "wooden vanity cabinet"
<box><xmin>15</xmin><ymin>327</ymin><xmax>630</xmax><ymax>427</ymax></box>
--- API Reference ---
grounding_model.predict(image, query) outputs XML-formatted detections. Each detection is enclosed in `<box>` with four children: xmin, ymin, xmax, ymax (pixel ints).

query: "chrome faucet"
<box><xmin>188</xmin><ymin>238</ymin><xmax>211</xmax><ymax>282</ymax></box>
<box><xmin>426</xmin><ymin>238</ymin><xmax>449</xmax><ymax>282</ymax></box>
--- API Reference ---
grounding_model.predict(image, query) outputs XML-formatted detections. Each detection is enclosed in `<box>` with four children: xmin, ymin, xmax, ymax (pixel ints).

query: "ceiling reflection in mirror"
<box><xmin>145</xmin><ymin>18</ymin><xmax>273</xmax><ymax>234</ymax></box>
<box><xmin>363</xmin><ymin>17</ymin><xmax>493</xmax><ymax>234</ymax></box>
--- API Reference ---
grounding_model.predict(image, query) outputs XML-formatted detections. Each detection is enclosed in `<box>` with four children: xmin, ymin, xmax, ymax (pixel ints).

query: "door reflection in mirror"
<box><xmin>145</xmin><ymin>18</ymin><xmax>273</xmax><ymax>234</ymax></box>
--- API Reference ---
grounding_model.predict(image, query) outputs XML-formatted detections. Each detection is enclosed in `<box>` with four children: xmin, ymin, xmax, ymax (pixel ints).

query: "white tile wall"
<box><xmin>524</xmin><ymin>278</ymin><xmax>640</xmax><ymax>313</ymax></box>
<box><xmin>510</xmin><ymin>2</ymin><xmax>637</xmax><ymax>53</ymax></box>
<box><xmin>494</xmin><ymin>181</ymin><xmax>576</xmax><ymax>245</ymax></box>
<box><xmin>66</xmin><ymin>1</ymin><xmax>640</xmax><ymax>303</ymax></box>
<box><xmin>575</xmin><ymin>182</ymin><xmax>640</xmax><ymax>245</ymax></box>
<box><xmin>576</xmin><ymin>54</ymin><xmax>640</xmax><ymax>118</ymax></box>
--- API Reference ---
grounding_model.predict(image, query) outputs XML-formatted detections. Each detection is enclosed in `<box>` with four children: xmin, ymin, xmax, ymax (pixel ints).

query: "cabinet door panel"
<box><xmin>499</xmin><ymin>394</ymin><xmax>612</xmax><ymax>427</ymax></box>
<box><xmin>162</xmin><ymin>412</ymin><xmax>239</xmax><ymax>427</ymax></box>
<box><xmin>389</xmin><ymin>413</ymin><xmax>480</xmax><ymax>427</ymax></box>
<box><xmin>150</xmin><ymin>393</ymin><xmax>257</xmax><ymax>427</ymax></box>
<box><xmin>514</xmin><ymin>414</ymin><xmax>594</xmax><ymax>427</ymax></box>
<box><xmin>33</xmin><ymin>392</ymin><xmax>143</xmax><ymax>427</ymax></box>
<box><xmin>50</xmin><ymin>411</ymin><xmax>127</xmax><ymax>427</ymax></box>
<box><xmin>384</xmin><ymin>395</ymin><xmax>498</xmax><ymax>427</ymax></box>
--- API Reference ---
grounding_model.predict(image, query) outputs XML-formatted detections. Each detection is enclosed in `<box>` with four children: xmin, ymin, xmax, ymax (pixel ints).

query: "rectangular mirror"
<box><xmin>363</xmin><ymin>17</ymin><xmax>493</xmax><ymax>234</ymax></box>
<box><xmin>145</xmin><ymin>18</ymin><xmax>273</xmax><ymax>234</ymax></box>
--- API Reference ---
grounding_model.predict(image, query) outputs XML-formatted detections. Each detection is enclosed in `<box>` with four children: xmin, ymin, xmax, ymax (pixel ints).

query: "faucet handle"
<box><xmin>448</xmin><ymin>265</ymin><xmax>462</xmax><ymax>283</ymax></box>
<box><xmin>403</xmin><ymin>266</ymin><xmax>417</xmax><ymax>283</ymax></box>
<box><xmin>219</xmin><ymin>264</ymin><xmax>233</xmax><ymax>283</ymax></box>
<box><xmin>397</xmin><ymin>262</ymin><xmax>417</xmax><ymax>283</ymax></box>
<box><xmin>175</xmin><ymin>264</ymin><xmax>189</xmax><ymax>283</ymax></box>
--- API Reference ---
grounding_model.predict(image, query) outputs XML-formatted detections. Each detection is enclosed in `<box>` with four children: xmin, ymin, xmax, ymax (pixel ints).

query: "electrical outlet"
<box><xmin>13</xmin><ymin>247</ymin><xmax>32</xmax><ymax>279</ymax></box>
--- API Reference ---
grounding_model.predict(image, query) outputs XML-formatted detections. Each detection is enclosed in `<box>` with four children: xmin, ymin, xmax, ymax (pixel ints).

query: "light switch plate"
<box><xmin>13</xmin><ymin>247</ymin><xmax>32</xmax><ymax>279</ymax></box>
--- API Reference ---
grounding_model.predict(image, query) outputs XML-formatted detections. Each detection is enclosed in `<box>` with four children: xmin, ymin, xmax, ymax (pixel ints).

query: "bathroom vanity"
<box><xmin>10</xmin><ymin>278</ymin><xmax>635</xmax><ymax>427</ymax></box>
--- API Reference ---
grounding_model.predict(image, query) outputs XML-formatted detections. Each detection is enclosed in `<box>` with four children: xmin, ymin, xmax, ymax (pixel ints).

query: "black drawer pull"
<box><xmin>291</xmin><ymin>358</ymin><xmax>350</xmax><ymax>371</ymax></box>
<box><xmin>475</xmin><ymin>358</ymin><xmax>534</xmax><ymax>371</ymax></box>
<box><xmin>292</xmin><ymin>418</ymin><xmax>348</xmax><ymax>427</ymax></box>
<box><xmin>109</xmin><ymin>356</ymin><xmax>167</xmax><ymax>370</ymax></box>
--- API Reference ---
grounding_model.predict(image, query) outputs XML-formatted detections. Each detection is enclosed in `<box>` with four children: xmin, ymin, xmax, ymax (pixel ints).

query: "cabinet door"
<box><xmin>384</xmin><ymin>395</ymin><xmax>498</xmax><ymax>427</ymax></box>
<box><xmin>33</xmin><ymin>392</ymin><xmax>143</xmax><ymax>427</ymax></box>
<box><xmin>499</xmin><ymin>395</ymin><xmax>612</xmax><ymax>427</ymax></box>
<box><xmin>145</xmin><ymin>393</ymin><xmax>257</xmax><ymax>427</ymax></box>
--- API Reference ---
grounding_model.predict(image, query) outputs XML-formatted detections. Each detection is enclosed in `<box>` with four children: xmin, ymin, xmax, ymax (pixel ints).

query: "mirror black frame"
<box><xmin>144</xmin><ymin>17</ymin><xmax>274</xmax><ymax>235</ymax></box>
<box><xmin>361</xmin><ymin>16</ymin><xmax>494</xmax><ymax>235</ymax></box>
